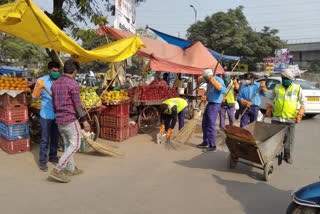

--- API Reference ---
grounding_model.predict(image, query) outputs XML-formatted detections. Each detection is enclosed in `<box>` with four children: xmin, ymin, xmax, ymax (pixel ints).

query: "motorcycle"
<box><xmin>287</xmin><ymin>181</ymin><xmax>320</xmax><ymax>213</ymax></box>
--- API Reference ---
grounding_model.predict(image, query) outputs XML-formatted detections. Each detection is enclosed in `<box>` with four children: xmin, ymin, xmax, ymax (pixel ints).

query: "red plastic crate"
<box><xmin>0</xmin><ymin>93</ymin><xmax>27</xmax><ymax>109</ymax></box>
<box><xmin>100</xmin><ymin>127</ymin><xmax>129</xmax><ymax>142</ymax></box>
<box><xmin>102</xmin><ymin>103</ymin><xmax>130</xmax><ymax>116</ymax></box>
<box><xmin>129</xmin><ymin>124</ymin><xmax>138</xmax><ymax>137</ymax></box>
<box><xmin>100</xmin><ymin>114</ymin><xmax>129</xmax><ymax>128</ymax></box>
<box><xmin>0</xmin><ymin>107</ymin><xmax>28</xmax><ymax>125</ymax></box>
<box><xmin>0</xmin><ymin>136</ymin><xmax>30</xmax><ymax>154</ymax></box>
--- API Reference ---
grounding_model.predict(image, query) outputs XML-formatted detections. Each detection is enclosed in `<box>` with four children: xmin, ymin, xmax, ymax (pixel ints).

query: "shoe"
<box><xmin>286</xmin><ymin>158</ymin><xmax>293</xmax><ymax>164</ymax></box>
<box><xmin>48</xmin><ymin>169</ymin><xmax>71</xmax><ymax>183</ymax></box>
<box><xmin>49</xmin><ymin>158</ymin><xmax>59</xmax><ymax>164</ymax></box>
<box><xmin>39</xmin><ymin>164</ymin><xmax>48</xmax><ymax>172</ymax></box>
<box><xmin>197</xmin><ymin>142</ymin><xmax>208</xmax><ymax>148</ymax></box>
<box><xmin>202</xmin><ymin>146</ymin><xmax>217</xmax><ymax>152</ymax></box>
<box><xmin>64</xmin><ymin>167</ymin><xmax>83</xmax><ymax>176</ymax></box>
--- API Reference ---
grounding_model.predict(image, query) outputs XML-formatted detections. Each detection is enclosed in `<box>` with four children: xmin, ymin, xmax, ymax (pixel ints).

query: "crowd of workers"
<box><xmin>159</xmin><ymin>68</ymin><xmax>305</xmax><ymax>164</ymax></box>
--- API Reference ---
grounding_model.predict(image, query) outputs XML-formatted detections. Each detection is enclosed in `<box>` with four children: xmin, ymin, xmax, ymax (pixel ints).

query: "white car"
<box><xmin>257</xmin><ymin>77</ymin><xmax>320</xmax><ymax>118</ymax></box>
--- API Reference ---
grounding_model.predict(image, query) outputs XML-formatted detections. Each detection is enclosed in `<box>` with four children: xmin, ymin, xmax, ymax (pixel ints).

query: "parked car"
<box><xmin>257</xmin><ymin>77</ymin><xmax>320</xmax><ymax>118</ymax></box>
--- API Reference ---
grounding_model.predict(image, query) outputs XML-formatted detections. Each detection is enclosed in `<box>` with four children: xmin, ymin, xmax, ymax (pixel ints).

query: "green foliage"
<box><xmin>310</xmin><ymin>61</ymin><xmax>320</xmax><ymax>72</ymax></box>
<box><xmin>0</xmin><ymin>33</ymin><xmax>46</xmax><ymax>64</ymax></box>
<box><xmin>187</xmin><ymin>6</ymin><xmax>286</xmax><ymax>70</ymax></box>
<box><xmin>78</xmin><ymin>29</ymin><xmax>110</xmax><ymax>73</ymax></box>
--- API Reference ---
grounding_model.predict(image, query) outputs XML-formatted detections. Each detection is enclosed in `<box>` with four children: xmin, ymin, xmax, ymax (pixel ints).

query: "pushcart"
<box><xmin>224</xmin><ymin>121</ymin><xmax>287</xmax><ymax>181</ymax></box>
<box><xmin>133</xmin><ymin>100</ymin><xmax>164</xmax><ymax>134</ymax></box>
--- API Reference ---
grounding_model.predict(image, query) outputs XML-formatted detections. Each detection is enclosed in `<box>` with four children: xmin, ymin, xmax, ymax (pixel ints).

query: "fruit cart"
<box><xmin>128</xmin><ymin>80</ymin><xmax>180</xmax><ymax>133</ymax></box>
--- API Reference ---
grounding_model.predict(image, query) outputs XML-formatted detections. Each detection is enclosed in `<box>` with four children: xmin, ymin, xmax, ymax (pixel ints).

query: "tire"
<box><xmin>286</xmin><ymin>202</ymin><xmax>319</xmax><ymax>214</ymax></box>
<box><xmin>228</xmin><ymin>154</ymin><xmax>237</xmax><ymax>169</ymax></box>
<box><xmin>264</xmin><ymin>161</ymin><xmax>274</xmax><ymax>181</ymax></box>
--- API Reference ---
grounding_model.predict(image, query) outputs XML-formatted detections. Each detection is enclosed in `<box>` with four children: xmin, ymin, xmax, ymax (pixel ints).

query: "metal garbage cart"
<box><xmin>224</xmin><ymin>121</ymin><xmax>287</xmax><ymax>181</ymax></box>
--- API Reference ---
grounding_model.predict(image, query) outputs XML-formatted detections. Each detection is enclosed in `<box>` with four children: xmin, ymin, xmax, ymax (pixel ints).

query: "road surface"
<box><xmin>0</xmin><ymin>116</ymin><xmax>319</xmax><ymax>214</ymax></box>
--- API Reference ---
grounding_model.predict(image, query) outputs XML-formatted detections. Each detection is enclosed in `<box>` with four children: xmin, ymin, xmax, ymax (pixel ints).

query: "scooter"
<box><xmin>287</xmin><ymin>181</ymin><xmax>320</xmax><ymax>213</ymax></box>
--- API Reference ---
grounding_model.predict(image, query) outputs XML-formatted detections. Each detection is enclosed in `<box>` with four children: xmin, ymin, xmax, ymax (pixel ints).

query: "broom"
<box><xmin>81</xmin><ymin>130</ymin><xmax>124</xmax><ymax>157</ymax></box>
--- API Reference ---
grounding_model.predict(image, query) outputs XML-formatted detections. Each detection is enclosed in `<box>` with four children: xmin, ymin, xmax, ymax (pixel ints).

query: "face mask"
<box><xmin>282</xmin><ymin>79</ymin><xmax>291</xmax><ymax>87</ymax></box>
<box><xmin>224</xmin><ymin>78</ymin><xmax>230</xmax><ymax>83</ymax></box>
<box><xmin>50</xmin><ymin>71</ymin><xmax>61</xmax><ymax>80</ymax></box>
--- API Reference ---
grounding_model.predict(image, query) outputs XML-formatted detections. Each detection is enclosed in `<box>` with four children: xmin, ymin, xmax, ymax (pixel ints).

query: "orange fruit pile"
<box><xmin>0</xmin><ymin>77</ymin><xmax>31</xmax><ymax>91</ymax></box>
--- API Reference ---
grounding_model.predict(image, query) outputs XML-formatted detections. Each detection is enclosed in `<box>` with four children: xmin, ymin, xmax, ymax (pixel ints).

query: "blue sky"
<box><xmin>34</xmin><ymin>0</ymin><xmax>320</xmax><ymax>43</ymax></box>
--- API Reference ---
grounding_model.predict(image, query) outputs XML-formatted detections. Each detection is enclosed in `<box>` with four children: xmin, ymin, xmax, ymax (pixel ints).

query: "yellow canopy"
<box><xmin>0</xmin><ymin>0</ymin><xmax>145</xmax><ymax>63</ymax></box>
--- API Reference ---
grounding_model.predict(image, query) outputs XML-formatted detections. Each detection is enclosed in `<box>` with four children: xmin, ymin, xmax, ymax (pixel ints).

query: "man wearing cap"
<box><xmin>197</xmin><ymin>69</ymin><xmax>227</xmax><ymax>152</ymax></box>
<box><xmin>266</xmin><ymin>69</ymin><xmax>306</xmax><ymax>164</ymax></box>
<box><xmin>237</xmin><ymin>73</ymin><xmax>268</xmax><ymax>127</ymax></box>
<box><xmin>219</xmin><ymin>72</ymin><xmax>239</xmax><ymax>130</ymax></box>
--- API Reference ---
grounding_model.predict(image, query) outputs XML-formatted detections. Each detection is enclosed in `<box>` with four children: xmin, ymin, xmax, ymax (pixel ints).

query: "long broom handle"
<box><xmin>238</xmin><ymin>86</ymin><xmax>261</xmax><ymax>121</ymax></box>
<box><xmin>214</xmin><ymin>51</ymin><xmax>224</xmax><ymax>76</ymax></box>
<box><xmin>221</xmin><ymin>60</ymin><xmax>241</xmax><ymax>97</ymax></box>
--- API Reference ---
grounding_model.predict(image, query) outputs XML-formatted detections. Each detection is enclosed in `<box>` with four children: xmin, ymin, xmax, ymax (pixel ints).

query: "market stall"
<box><xmin>0</xmin><ymin>0</ymin><xmax>146</xmax><ymax>153</ymax></box>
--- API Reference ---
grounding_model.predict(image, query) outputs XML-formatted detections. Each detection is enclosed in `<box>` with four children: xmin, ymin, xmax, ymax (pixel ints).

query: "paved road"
<box><xmin>0</xmin><ymin>116</ymin><xmax>319</xmax><ymax>214</ymax></box>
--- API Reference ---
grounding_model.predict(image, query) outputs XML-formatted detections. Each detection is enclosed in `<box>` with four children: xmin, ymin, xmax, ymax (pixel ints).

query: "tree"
<box><xmin>187</xmin><ymin>6</ymin><xmax>286</xmax><ymax>70</ymax></box>
<box><xmin>0</xmin><ymin>33</ymin><xmax>46</xmax><ymax>64</ymax></box>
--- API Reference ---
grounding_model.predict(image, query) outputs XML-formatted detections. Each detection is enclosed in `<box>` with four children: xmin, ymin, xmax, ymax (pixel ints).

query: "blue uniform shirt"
<box><xmin>32</xmin><ymin>75</ymin><xmax>56</xmax><ymax>119</ymax></box>
<box><xmin>205</xmin><ymin>75</ymin><xmax>227</xmax><ymax>103</ymax></box>
<box><xmin>238</xmin><ymin>81</ymin><xmax>268</xmax><ymax>106</ymax></box>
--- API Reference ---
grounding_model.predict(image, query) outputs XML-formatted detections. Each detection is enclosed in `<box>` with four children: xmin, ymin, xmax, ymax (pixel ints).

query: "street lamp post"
<box><xmin>190</xmin><ymin>5</ymin><xmax>197</xmax><ymax>24</ymax></box>
<box><xmin>190</xmin><ymin>5</ymin><xmax>197</xmax><ymax>97</ymax></box>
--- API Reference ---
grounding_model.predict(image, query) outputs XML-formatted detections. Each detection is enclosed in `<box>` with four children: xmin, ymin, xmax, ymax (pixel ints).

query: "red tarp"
<box><xmin>97</xmin><ymin>26</ymin><xmax>224</xmax><ymax>75</ymax></box>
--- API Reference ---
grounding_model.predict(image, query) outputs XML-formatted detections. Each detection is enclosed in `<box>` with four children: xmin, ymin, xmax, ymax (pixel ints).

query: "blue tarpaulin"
<box><xmin>0</xmin><ymin>66</ymin><xmax>23</xmax><ymax>74</ymax></box>
<box><xmin>148</xmin><ymin>27</ymin><xmax>241</xmax><ymax>61</ymax></box>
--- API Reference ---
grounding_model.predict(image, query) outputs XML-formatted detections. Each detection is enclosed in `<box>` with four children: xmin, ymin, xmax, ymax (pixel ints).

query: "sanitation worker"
<box><xmin>266</xmin><ymin>69</ymin><xmax>306</xmax><ymax>164</ymax></box>
<box><xmin>32</xmin><ymin>61</ymin><xmax>61</xmax><ymax>172</ymax></box>
<box><xmin>237</xmin><ymin>72</ymin><xmax>268</xmax><ymax>127</ymax></box>
<box><xmin>219</xmin><ymin>72</ymin><xmax>239</xmax><ymax>130</ymax></box>
<box><xmin>159</xmin><ymin>98</ymin><xmax>188</xmax><ymax>139</ymax></box>
<box><xmin>197</xmin><ymin>68</ymin><xmax>227</xmax><ymax>152</ymax></box>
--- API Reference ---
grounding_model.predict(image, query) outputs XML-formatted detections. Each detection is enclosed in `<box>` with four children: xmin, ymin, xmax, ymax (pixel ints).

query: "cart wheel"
<box><xmin>264</xmin><ymin>162</ymin><xmax>274</xmax><ymax>181</ymax></box>
<box><xmin>138</xmin><ymin>106</ymin><xmax>160</xmax><ymax>133</ymax></box>
<box><xmin>186</xmin><ymin>100</ymin><xmax>194</xmax><ymax>120</ymax></box>
<box><xmin>88</xmin><ymin>114</ymin><xmax>100</xmax><ymax>141</ymax></box>
<box><xmin>228</xmin><ymin>154</ymin><xmax>238</xmax><ymax>169</ymax></box>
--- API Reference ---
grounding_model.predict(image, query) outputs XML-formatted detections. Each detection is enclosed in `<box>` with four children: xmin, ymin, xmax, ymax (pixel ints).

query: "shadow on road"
<box><xmin>212</xmin><ymin>174</ymin><xmax>291</xmax><ymax>214</ymax></box>
<box><xmin>175</xmin><ymin>151</ymin><xmax>267</xmax><ymax>181</ymax></box>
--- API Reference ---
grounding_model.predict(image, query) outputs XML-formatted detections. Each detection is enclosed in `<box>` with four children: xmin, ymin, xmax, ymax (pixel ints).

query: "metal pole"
<box><xmin>190</xmin><ymin>5</ymin><xmax>197</xmax><ymax>24</ymax></box>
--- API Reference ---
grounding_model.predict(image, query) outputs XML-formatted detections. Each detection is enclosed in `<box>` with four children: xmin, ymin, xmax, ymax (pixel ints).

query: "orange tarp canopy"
<box><xmin>98</xmin><ymin>26</ymin><xmax>224</xmax><ymax>75</ymax></box>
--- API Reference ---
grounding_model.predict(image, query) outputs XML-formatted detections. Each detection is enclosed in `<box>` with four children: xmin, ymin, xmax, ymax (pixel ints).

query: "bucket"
<box><xmin>177</xmin><ymin>88</ymin><xmax>184</xmax><ymax>95</ymax></box>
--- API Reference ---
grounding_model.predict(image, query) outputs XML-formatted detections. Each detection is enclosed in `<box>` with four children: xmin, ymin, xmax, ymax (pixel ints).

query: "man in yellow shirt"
<box><xmin>266</xmin><ymin>69</ymin><xmax>306</xmax><ymax>164</ymax></box>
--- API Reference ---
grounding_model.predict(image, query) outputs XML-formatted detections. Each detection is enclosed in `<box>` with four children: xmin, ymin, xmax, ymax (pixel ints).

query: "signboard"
<box><xmin>236</xmin><ymin>63</ymin><xmax>248</xmax><ymax>72</ymax></box>
<box><xmin>263</xmin><ymin>57</ymin><xmax>274</xmax><ymax>73</ymax></box>
<box><xmin>273</xmin><ymin>49</ymin><xmax>290</xmax><ymax>72</ymax></box>
<box><xmin>114</xmin><ymin>0</ymin><xmax>136</xmax><ymax>33</ymax></box>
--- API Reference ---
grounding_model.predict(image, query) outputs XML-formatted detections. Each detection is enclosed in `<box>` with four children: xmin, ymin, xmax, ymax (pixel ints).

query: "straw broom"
<box><xmin>81</xmin><ymin>130</ymin><xmax>124</xmax><ymax>157</ymax></box>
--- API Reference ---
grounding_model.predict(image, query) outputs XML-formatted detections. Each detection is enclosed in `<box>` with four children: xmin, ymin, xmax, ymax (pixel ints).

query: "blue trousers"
<box><xmin>164</xmin><ymin>107</ymin><xmax>187</xmax><ymax>131</ymax></box>
<box><xmin>219</xmin><ymin>105</ymin><xmax>235</xmax><ymax>130</ymax></box>
<box><xmin>39</xmin><ymin>117</ymin><xmax>59</xmax><ymax>165</ymax></box>
<box><xmin>239</xmin><ymin>106</ymin><xmax>259</xmax><ymax>128</ymax></box>
<box><xmin>202</xmin><ymin>103</ymin><xmax>221</xmax><ymax>147</ymax></box>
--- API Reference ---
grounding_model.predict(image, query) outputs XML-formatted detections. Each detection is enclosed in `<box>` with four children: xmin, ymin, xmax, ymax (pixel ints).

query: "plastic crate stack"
<box><xmin>100</xmin><ymin>103</ymin><xmax>130</xmax><ymax>142</ymax></box>
<box><xmin>0</xmin><ymin>93</ymin><xmax>30</xmax><ymax>154</ymax></box>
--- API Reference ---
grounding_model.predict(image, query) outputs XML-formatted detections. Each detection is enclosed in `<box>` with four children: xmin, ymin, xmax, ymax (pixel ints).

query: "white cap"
<box><xmin>281</xmin><ymin>68</ymin><xmax>294</xmax><ymax>80</ymax></box>
<box><xmin>202</xmin><ymin>68</ymin><xmax>213</xmax><ymax>77</ymax></box>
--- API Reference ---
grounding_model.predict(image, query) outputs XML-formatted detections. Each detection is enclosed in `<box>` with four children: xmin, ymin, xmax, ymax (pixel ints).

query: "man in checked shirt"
<box><xmin>49</xmin><ymin>59</ymin><xmax>91</xmax><ymax>183</ymax></box>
